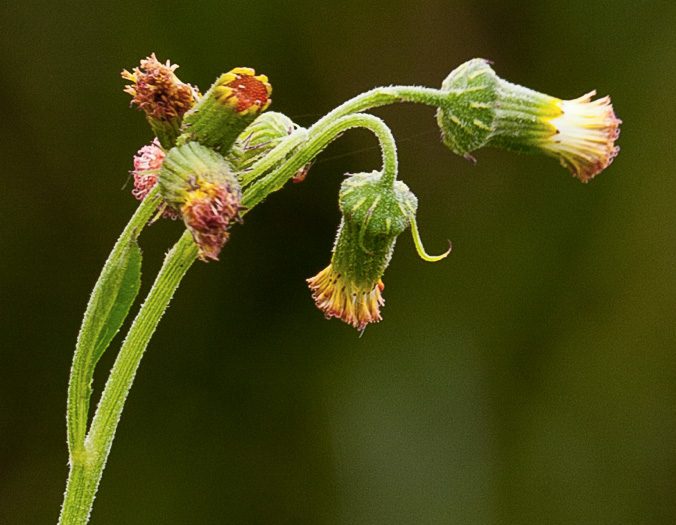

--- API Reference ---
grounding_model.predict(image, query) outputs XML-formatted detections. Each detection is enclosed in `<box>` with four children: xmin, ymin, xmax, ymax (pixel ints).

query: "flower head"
<box><xmin>540</xmin><ymin>92</ymin><xmax>621</xmax><ymax>182</ymax></box>
<box><xmin>437</xmin><ymin>59</ymin><xmax>621</xmax><ymax>181</ymax></box>
<box><xmin>179</xmin><ymin>68</ymin><xmax>272</xmax><ymax>153</ymax></box>
<box><xmin>122</xmin><ymin>54</ymin><xmax>199</xmax><ymax>148</ymax></box>
<box><xmin>129</xmin><ymin>139</ymin><xmax>179</xmax><ymax>220</ymax></box>
<box><xmin>158</xmin><ymin>142</ymin><xmax>243</xmax><ymax>261</ymax></box>
<box><xmin>307</xmin><ymin>171</ymin><xmax>448</xmax><ymax>331</ymax></box>
<box><xmin>308</xmin><ymin>262</ymin><xmax>385</xmax><ymax>331</ymax></box>
<box><xmin>181</xmin><ymin>181</ymin><xmax>243</xmax><ymax>260</ymax></box>
<box><xmin>213</xmin><ymin>68</ymin><xmax>271</xmax><ymax>115</ymax></box>
<box><xmin>131</xmin><ymin>138</ymin><xmax>165</xmax><ymax>201</ymax></box>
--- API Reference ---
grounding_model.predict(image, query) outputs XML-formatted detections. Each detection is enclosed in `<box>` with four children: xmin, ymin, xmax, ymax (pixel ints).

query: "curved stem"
<box><xmin>317</xmin><ymin>85</ymin><xmax>450</xmax><ymax>123</ymax></box>
<box><xmin>242</xmin><ymin>112</ymin><xmax>398</xmax><ymax>210</ymax></box>
<box><xmin>59</xmin><ymin>230</ymin><xmax>198</xmax><ymax>525</ymax></box>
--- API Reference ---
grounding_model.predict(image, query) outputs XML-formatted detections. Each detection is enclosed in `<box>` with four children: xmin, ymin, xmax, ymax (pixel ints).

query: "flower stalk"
<box><xmin>59</xmin><ymin>55</ymin><xmax>620</xmax><ymax>524</ymax></box>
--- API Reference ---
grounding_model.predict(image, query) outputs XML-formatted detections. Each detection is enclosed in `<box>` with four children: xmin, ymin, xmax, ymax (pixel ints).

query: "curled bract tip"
<box><xmin>408</xmin><ymin>213</ymin><xmax>452</xmax><ymax>262</ymax></box>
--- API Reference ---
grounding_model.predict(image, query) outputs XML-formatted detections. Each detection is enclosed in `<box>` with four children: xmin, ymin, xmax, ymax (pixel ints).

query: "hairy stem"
<box><xmin>242</xmin><ymin>112</ymin><xmax>398</xmax><ymax>209</ymax></box>
<box><xmin>59</xmin><ymin>230</ymin><xmax>198</xmax><ymax>525</ymax></box>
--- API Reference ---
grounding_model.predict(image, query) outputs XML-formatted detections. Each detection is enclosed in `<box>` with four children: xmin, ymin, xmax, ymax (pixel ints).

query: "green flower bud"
<box><xmin>437</xmin><ymin>59</ymin><xmax>621</xmax><ymax>181</ymax></box>
<box><xmin>158</xmin><ymin>142</ymin><xmax>243</xmax><ymax>261</ymax></box>
<box><xmin>436</xmin><ymin>59</ymin><xmax>500</xmax><ymax>158</ymax></box>
<box><xmin>227</xmin><ymin>111</ymin><xmax>299</xmax><ymax>171</ymax></box>
<box><xmin>178</xmin><ymin>68</ymin><xmax>271</xmax><ymax>153</ymax></box>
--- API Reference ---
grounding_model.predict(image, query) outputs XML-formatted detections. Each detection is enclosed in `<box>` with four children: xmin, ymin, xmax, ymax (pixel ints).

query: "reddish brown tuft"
<box><xmin>225</xmin><ymin>74</ymin><xmax>270</xmax><ymax>113</ymax></box>
<box><xmin>122</xmin><ymin>54</ymin><xmax>197</xmax><ymax>121</ymax></box>
<box><xmin>182</xmin><ymin>183</ymin><xmax>243</xmax><ymax>261</ymax></box>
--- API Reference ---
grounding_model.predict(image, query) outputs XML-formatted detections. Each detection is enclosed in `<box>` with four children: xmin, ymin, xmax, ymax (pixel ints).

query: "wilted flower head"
<box><xmin>437</xmin><ymin>58</ymin><xmax>621</xmax><ymax>181</ymax></box>
<box><xmin>131</xmin><ymin>138</ymin><xmax>165</xmax><ymax>201</ymax></box>
<box><xmin>122</xmin><ymin>54</ymin><xmax>199</xmax><ymax>148</ymax></box>
<box><xmin>158</xmin><ymin>142</ymin><xmax>243</xmax><ymax>261</ymax></box>
<box><xmin>129</xmin><ymin>139</ymin><xmax>179</xmax><ymax>220</ymax></box>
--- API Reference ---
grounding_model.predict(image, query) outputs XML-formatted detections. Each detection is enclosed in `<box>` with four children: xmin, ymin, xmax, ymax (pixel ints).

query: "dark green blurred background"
<box><xmin>1</xmin><ymin>1</ymin><xmax>675</xmax><ymax>523</ymax></box>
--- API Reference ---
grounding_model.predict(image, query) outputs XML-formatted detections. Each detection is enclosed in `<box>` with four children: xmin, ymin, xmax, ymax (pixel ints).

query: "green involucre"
<box><xmin>332</xmin><ymin>171</ymin><xmax>416</xmax><ymax>286</ymax></box>
<box><xmin>158</xmin><ymin>142</ymin><xmax>241</xmax><ymax>210</ymax></box>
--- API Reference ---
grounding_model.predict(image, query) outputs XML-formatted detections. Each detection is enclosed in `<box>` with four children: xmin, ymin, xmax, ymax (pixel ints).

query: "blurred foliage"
<box><xmin>1</xmin><ymin>0</ymin><xmax>674</xmax><ymax>523</ymax></box>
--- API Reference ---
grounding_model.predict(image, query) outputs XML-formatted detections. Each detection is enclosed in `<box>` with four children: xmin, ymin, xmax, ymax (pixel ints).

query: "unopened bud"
<box><xmin>227</xmin><ymin>111</ymin><xmax>298</xmax><ymax>171</ymax></box>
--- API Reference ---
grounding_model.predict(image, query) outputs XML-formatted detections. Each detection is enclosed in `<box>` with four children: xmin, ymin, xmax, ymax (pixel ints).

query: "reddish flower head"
<box><xmin>122</xmin><ymin>54</ymin><xmax>199</xmax><ymax>148</ymax></box>
<box><xmin>158</xmin><ymin>142</ymin><xmax>244</xmax><ymax>261</ymax></box>
<box><xmin>181</xmin><ymin>182</ymin><xmax>243</xmax><ymax>261</ymax></box>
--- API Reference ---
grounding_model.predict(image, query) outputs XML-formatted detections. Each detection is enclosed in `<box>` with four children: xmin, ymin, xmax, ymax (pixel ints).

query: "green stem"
<box><xmin>240</xmin><ymin>85</ymin><xmax>449</xmax><ymax>196</ymax></box>
<box><xmin>242</xmin><ymin>112</ymin><xmax>398</xmax><ymax>209</ymax></box>
<box><xmin>59</xmin><ymin>230</ymin><xmax>198</xmax><ymax>525</ymax></box>
<box><xmin>317</xmin><ymin>85</ymin><xmax>450</xmax><ymax>122</ymax></box>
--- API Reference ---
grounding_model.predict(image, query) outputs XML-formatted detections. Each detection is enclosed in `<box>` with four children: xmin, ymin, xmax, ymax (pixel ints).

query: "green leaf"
<box><xmin>72</xmin><ymin>239</ymin><xmax>142</xmax><ymax>412</ymax></box>
<box><xmin>89</xmin><ymin>240</ymin><xmax>142</xmax><ymax>367</ymax></box>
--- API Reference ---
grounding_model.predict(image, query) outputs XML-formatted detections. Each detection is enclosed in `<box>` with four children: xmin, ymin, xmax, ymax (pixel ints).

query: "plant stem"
<box><xmin>59</xmin><ymin>230</ymin><xmax>198</xmax><ymax>525</ymax></box>
<box><xmin>318</xmin><ymin>85</ymin><xmax>450</xmax><ymax>122</ymax></box>
<box><xmin>242</xmin><ymin>112</ymin><xmax>398</xmax><ymax>209</ymax></box>
<box><xmin>239</xmin><ymin>85</ymin><xmax>449</xmax><ymax>194</ymax></box>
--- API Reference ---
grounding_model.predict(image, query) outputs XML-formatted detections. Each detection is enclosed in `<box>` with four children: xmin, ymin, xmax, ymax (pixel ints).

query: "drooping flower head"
<box><xmin>122</xmin><ymin>54</ymin><xmax>199</xmax><ymax>149</ymax></box>
<box><xmin>437</xmin><ymin>59</ymin><xmax>621</xmax><ymax>181</ymax></box>
<box><xmin>308</xmin><ymin>171</ymin><xmax>449</xmax><ymax>331</ymax></box>
<box><xmin>158</xmin><ymin>142</ymin><xmax>243</xmax><ymax>261</ymax></box>
<box><xmin>179</xmin><ymin>68</ymin><xmax>272</xmax><ymax>154</ymax></box>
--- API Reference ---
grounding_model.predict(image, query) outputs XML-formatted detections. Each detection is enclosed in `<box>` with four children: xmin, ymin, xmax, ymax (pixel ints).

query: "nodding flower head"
<box><xmin>122</xmin><ymin>54</ymin><xmax>199</xmax><ymax>149</ymax></box>
<box><xmin>307</xmin><ymin>171</ymin><xmax>449</xmax><ymax>332</ymax></box>
<box><xmin>158</xmin><ymin>142</ymin><xmax>243</xmax><ymax>261</ymax></box>
<box><xmin>179</xmin><ymin>68</ymin><xmax>272</xmax><ymax>154</ymax></box>
<box><xmin>437</xmin><ymin>58</ymin><xmax>621</xmax><ymax>180</ymax></box>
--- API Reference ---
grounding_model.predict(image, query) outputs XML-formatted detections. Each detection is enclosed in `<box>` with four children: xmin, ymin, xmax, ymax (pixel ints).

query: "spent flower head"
<box><xmin>130</xmin><ymin>139</ymin><xmax>179</xmax><ymax>220</ymax></box>
<box><xmin>122</xmin><ymin>53</ymin><xmax>199</xmax><ymax>149</ymax></box>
